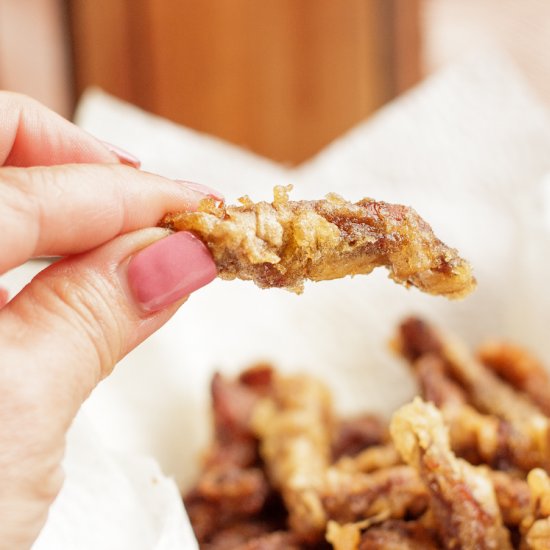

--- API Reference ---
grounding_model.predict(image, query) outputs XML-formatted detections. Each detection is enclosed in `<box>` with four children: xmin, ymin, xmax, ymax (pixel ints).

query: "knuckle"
<box><xmin>0</xmin><ymin>169</ymin><xmax>41</xmax><ymax>263</ymax></box>
<box><xmin>0</xmin><ymin>167</ymin><xmax>38</xmax><ymax>214</ymax></box>
<box><xmin>0</xmin><ymin>168</ymin><xmax>71</xmax><ymax>266</ymax></box>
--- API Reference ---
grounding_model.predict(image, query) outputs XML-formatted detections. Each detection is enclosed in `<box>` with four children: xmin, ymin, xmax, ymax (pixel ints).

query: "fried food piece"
<box><xmin>326</xmin><ymin>520</ymin><xmax>364</xmax><ymax>550</ymax></box>
<box><xmin>485</xmin><ymin>470</ymin><xmax>530</xmax><ymax>527</ymax></box>
<box><xmin>206</xmin><ymin>373</ymin><xmax>261</xmax><ymax>469</ymax></box>
<box><xmin>333</xmin><ymin>445</ymin><xmax>402</xmax><ymax>474</ymax></box>
<box><xmin>410</xmin><ymin>354</ymin><xmax>497</xmax><ymax>464</ymax></box>
<box><xmin>520</xmin><ymin>469</ymin><xmax>550</xmax><ymax>550</ymax></box>
<box><xmin>390</xmin><ymin>398</ymin><xmax>512</xmax><ymax>550</ymax></box>
<box><xmin>184</xmin><ymin>466</ymin><xmax>271</xmax><ymax>543</ymax></box>
<box><xmin>411</xmin><ymin>353</ymin><xmax>466</xmax><ymax>409</ymax></box>
<box><xmin>205</xmin><ymin>529</ymin><xmax>301</xmax><ymax>550</ymax></box>
<box><xmin>185</xmin><ymin>369</ymin><xmax>278</xmax><ymax>544</ymax></box>
<box><xmin>325</xmin><ymin>517</ymin><xmax>436</xmax><ymax>550</ymax></box>
<box><xmin>162</xmin><ymin>186</ymin><xmax>476</xmax><ymax>296</ymax></box>
<box><xmin>478</xmin><ymin>342</ymin><xmax>550</xmax><ymax>416</ymax></box>
<box><xmin>251</xmin><ymin>372</ymin><xmax>428</xmax><ymax>543</ymax></box>
<box><xmin>396</xmin><ymin>318</ymin><xmax>545</xmax><ymax>427</ymax></box>
<box><xmin>357</xmin><ymin>520</ymin><xmax>440</xmax><ymax>550</ymax></box>
<box><xmin>251</xmin><ymin>373</ymin><xmax>333</xmax><ymax>543</ymax></box>
<box><xmin>332</xmin><ymin>414</ymin><xmax>389</xmax><ymax>460</ymax></box>
<box><xmin>322</xmin><ymin>465</ymin><xmax>429</xmax><ymax>524</ymax></box>
<box><xmin>410</xmin><ymin>353</ymin><xmax>526</xmax><ymax>469</ymax></box>
<box><xmin>396</xmin><ymin>318</ymin><xmax>550</xmax><ymax>472</ymax></box>
<box><xmin>411</xmin><ymin>354</ymin><xmax>531</xmax><ymax>523</ymax></box>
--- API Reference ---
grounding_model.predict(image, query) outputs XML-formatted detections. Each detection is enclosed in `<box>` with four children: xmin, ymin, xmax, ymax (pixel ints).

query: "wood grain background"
<box><xmin>69</xmin><ymin>0</ymin><xmax>420</xmax><ymax>164</ymax></box>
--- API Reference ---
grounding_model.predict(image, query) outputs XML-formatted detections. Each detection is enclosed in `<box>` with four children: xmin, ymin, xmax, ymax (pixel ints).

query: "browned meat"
<box><xmin>396</xmin><ymin>318</ymin><xmax>550</xmax><ymax>473</ymax></box>
<box><xmin>520</xmin><ymin>469</ymin><xmax>550</xmax><ymax>550</ymax></box>
<box><xmin>321</xmin><ymin>466</ymin><xmax>429</xmax><ymax>524</ymax></box>
<box><xmin>478</xmin><ymin>342</ymin><xmax>550</xmax><ymax>417</ymax></box>
<box><xmin>251</xmin><ymin>373</ymin><xmax>333</xmax><ymax>543</ymax></box>
<box><xmin>332</xmin><ymin>414</ymin><xmax>389</xmax><ymax>460</ymax></box>
<box><xmin>162</xmin><ymin>186</ymin><xmax>475</xmax><ymax>296</ymax></box>
<box><xmin>358</xmin><ymin>520</ymin><xmax>440</xmax><ymax>550</ymax></box>
<box><xmin>390</xmin><ymin>398</ymin><xmax>512</xmax><ymax>550</ymax></box>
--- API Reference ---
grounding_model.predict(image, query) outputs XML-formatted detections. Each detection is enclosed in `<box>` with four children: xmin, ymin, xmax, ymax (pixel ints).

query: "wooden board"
<box><xmin>69</xmin><ymin>0</ymin><xmax>420</xmax><ymax>164</ymax></box>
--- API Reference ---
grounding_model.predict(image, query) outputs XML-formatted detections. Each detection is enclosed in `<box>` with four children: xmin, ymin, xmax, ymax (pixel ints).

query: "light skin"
<box><xmin>0</xmin><ymin>92</ymin><xmax>219</xmax><ymax>549</ymax></box>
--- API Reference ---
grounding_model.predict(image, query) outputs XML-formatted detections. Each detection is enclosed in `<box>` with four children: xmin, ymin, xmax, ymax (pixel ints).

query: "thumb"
<box><xmin>0</xmin><ymin>228</ymin><xmax>216</xmax><ymax>548</ymax></box>
<box><xmin>2</xmin><ymin>227</ymin><xmax>217</xmax><ymax>421</ymax></box>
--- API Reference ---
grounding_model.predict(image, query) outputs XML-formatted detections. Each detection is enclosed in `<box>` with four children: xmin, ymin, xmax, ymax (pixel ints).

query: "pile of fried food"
<box><xmin>184</xmin><ymin>317</ymin><xmax>550</xmax><ymax>549</ymax></box>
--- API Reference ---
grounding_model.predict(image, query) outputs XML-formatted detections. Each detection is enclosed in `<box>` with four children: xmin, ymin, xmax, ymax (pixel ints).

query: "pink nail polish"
<box><xmin>127</xmin><ymin>232</ymin><xmax>217</xmax><ymax>312</ymax></box>
<box><xmin>101</xmin><ymin>140</ymin><xmax>141</xmax><ymax>168</ymax></box>
<box><xmin>177</xmin><ymin>180</ymin><xmax>224</xmax><ymax>201</ymax></box>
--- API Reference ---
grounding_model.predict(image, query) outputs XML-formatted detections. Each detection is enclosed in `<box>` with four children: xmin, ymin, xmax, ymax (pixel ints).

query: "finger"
<box><xmin>0</xmin><ymin>227</ymin><xmax>216</xmax><ymax>547</ymax></box>
<box><xmin>0</xmin><ymin>164</ymin><xmax>214</xmax><ymax>273</ymax></box>
<box><xmin>0</xmin><ymin>91</ymin><xmax>136</xmax><ymax>167</ymax></box>
<box><xmin>0</xmin><ymin>287</ymin><xmax>8</xmax><ymax>308</ymax></box>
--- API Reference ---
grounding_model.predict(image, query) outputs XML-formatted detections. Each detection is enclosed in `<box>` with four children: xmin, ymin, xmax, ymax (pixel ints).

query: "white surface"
<box><xmin>3</xmin><ymin>50</ymin><xmax>550</xmax><ymax>548</ymax></box>
<box><xmin>34</xmin><ymin>415</ymin><xmax>198</xmax><ymax>550</ymax></box>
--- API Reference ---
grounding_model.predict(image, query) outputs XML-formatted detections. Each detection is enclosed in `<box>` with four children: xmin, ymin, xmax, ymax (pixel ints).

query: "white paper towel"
<box><xmin>1</xmin><ymin>49</ymin><xmax>547</xmax><ymax>548</ymax></box>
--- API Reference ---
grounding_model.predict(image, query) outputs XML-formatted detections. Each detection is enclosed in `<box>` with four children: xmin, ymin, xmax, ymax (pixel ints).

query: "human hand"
<box><xmin>0</xmin><ymin>92</ymin><xmax>218</xmax><ymax>549</ymax></box>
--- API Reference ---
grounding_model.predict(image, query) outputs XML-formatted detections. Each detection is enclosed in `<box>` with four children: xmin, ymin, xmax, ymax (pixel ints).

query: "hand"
<box><xmin>0</xmin><ymin>92</ymin><xmax>218</xmax><ymax>549</ymax></box>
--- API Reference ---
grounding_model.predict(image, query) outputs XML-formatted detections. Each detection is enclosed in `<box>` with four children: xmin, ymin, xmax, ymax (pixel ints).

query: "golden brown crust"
<box><xmin>396</xmin><ymin>318</ymin><xmax>550</xmax><ymax>473</ymax></box>
<box><xmin>321</xmin><ymin>465</ymin><xmax>429</xmax><ymax>524</ymax></box>
<box><xmin>162</xmin><ymin>186</ymin><xmax>476</xmax><ymax>296</ymax></box>
<box><xmin>485</xmin><ymin>470</ymin><xmax>531</xmax><ymax>527</ymax></box>
<box><xmin>250</xmin><ymin>373</ymin><xmax>333</xmax><ymax>543</ymax></box>
<box><xmin>521</xmin><ymin>469</ymin><xmax>550</xmax><ymax>550</ymax></box>
<box><xmin>390</xmin><ymin>398</ymin><xmax>512</xmax><ymax>550</ymax></box>
<box><xmin>478</xmin><ymin>342</ymin><xmax>550</xmax><ymax>417</ymax></box>
<box><xmin>357</xmin><ymin>520</ymin><xmax>440</xmax><ymax>550</ymax></box>
<box><xmin>186</xmin><ymin>360</ymin><xmax>550</xmax><ymax>548</ymax></box>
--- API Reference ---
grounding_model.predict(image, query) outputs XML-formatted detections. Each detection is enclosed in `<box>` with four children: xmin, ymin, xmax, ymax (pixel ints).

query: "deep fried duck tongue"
<box><xmin>162</xmin><ymin>186</ymin><xmax>476</xmax><ymax>296</ymax></box>
<box><xmin>390</xmin><ymin>398</ymin><xmax>512</xmax><ymax>550</ymax></box>
<box><xmin>521</xmin><ymin>468</ymin><xmax>550</xmax><ymax>550</ymax></box>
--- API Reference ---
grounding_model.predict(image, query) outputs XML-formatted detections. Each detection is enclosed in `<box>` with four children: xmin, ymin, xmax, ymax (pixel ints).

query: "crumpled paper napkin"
<box><xmin>7</xmin><ymin>49</ymin><xmax>549</xmax><ymax>548</ymax></box>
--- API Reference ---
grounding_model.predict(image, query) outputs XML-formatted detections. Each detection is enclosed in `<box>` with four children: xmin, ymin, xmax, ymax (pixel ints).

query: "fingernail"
<box><xmin>101</xmin><ymin>140</ymin><xmax>141</xmax><ymax>168</ymax></box>
<box><xmin>177</xmin><ymin>180</ymin><xmax>224</xmax><ymax>201</ymax></box>
<box><xmin>127</xmin><ymin>232</ymin><xmax>217</xmax><ymax>312</ymax></box>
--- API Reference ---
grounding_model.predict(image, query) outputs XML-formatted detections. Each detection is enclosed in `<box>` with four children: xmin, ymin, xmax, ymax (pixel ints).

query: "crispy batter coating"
<box><xmin>357</xmin><ymin>520</ymin><xmax>440</xmax><ymax>550</ymax></box>
<box><xmin>521</xmin><ymin>469</ymin><xmax>550</xmax><ymax>550</ymax></box>
<box><xmin>332</xmin><ymin>414</ymin><xmax>389</xmax><ymax>460</ymax></box>
<box><xmin>478</xmin><ymin>342</ymin><xmax>550</xmax><ymax>417</ymax></box>
<box><xmin>162</xmin><ymin>186</ymin><xmax>476</xmax><ymax>296</ymax></box>
<box><xmin>397</xmin><ymin>318</ymin><xmax>545</xmax><ymax>426</ymax></box>
<box><xmin>396</xmin><ymin>318</ymin><xmax>550</xmax><ymax>472</ymax></box>
<box><xmin>185</xmin><ymin>343</ymin><xmax>550</xmax><ymax>549</ymax></box>
<box><xmin>485</xmin><ymin>470</ymin><xmax>531</xmax><ymax>527</ymax></box>
<box><xmin>390</xmin><ymin>398</ymin><xmax>512</xmax><ymax>550</ymax></box>
<box><xmin>202</xmin><ymin>522</ymin><xmax>301</xmax><ymax>550</ymax></box>
<box><xmin>326</xmin><ymin>520</ymin><xmax>364</xmax><ymax>550</ymax></box>
<box><xmin>251</xmin><ymin>373</ymin><xmax>333</xmax><ymax>542</ymax></box>
<box><xmin>333</xmin><ymin>445</ymin><xmax>402</xmax><ymax>474</ymax></box>
<box><xmin>184</xmin><ymin>369</ymin><xmax>278</xmax><ymax>545</ymax></box>
<box><xmin>410</xmin><ymin>353</ymin><xmax>528</xmax><ymax>470</ymax></box>
<box><xmin>325</xmin><ymin>518</ymin><xmax>438</xmax><ymax>550</ymax></box>
<box><xmin>322</xmin><ymin>465</ymin><xmax>429</xmax><ymax>524</ymax></box>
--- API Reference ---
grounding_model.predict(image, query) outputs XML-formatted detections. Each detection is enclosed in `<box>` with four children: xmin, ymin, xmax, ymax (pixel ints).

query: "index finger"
<box><xmin>0</xmin><ymin>164</ymin><xmax>211</xmax><ymax>274</ymax></box>
<box><xmin>0</xmin><ymin>91</ymin><xmax>121</xmax><ymax>166</ymax></box>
